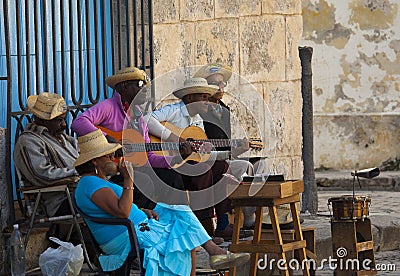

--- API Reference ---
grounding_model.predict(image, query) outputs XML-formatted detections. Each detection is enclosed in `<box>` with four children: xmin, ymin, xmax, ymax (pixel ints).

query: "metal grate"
<box><xmin>2</xmin><ymin>0</ymin><xmax>154</xmax><ymax>222</ymax></box>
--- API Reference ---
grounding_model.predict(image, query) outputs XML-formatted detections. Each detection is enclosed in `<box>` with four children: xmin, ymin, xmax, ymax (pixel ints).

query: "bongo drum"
<box><xmin>328</xmin><ymin>195</ymin><xmax>371</xmax><ymax>220</ymax></box>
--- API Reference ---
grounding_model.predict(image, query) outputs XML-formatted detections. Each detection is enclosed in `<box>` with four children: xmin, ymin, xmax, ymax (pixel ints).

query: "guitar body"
<box><xmin>98</xmin><ymin>126</ymin><xmax>148</xmax><ymax>167</ymax></box>
<box><xmin>149</xmin><ymin>122</ymin><xmax>210</xmax><ymax>167</ymax></box>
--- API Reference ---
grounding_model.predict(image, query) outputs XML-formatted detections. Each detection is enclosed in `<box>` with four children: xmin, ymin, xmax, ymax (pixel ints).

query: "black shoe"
<box><xmin>212</xmin><ymin>236</ymin><xmax>225</xmax><ymax>245</ymax></box>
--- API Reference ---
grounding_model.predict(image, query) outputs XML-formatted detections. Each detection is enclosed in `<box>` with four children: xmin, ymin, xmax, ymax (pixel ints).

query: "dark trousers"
<box><xmin>110</xmin><ymin>170</ymin><xmax>156</xmax><ymax>209</ymax></box>
<box><xmin>141</xmin><ymin>167</ymin><xmax>189</xmax><ymax>206</ymax></box>
<box><xmin>111</xmin><ymin>167</ymin><xmax>189</xmax><ymax>209</ymax></box>
<box><xmin>181</xmin><ymin>160</ymin><xmax>232</xmax><ymax>221</ymax></box>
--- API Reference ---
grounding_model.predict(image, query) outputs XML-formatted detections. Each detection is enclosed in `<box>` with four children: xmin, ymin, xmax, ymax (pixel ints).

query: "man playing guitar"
<box><xmin>145</xmin><ymin>77</ymin><xmax>254</xmax><ymax>241</ymax></box>
<box><xmin>71</xmin><ymin>67</ymin><xmax>195</xmax><ymax>210</ymax></box>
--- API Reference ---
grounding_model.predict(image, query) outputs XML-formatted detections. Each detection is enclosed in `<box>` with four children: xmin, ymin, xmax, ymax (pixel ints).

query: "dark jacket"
<box><xmin>13</xmin><ymin>123</ymin><xmax>79</xmax><ymax>216</ymax></box>
<box><xmin>202</xmin><ymin>101</ymin><xmax>231</xmax><ymax>151</ymax></box>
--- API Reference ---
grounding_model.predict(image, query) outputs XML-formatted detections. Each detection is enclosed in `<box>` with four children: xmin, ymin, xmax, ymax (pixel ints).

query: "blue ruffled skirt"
<box><xmin>99</xmin><ymin>203</ymin><xmax>211</xmax><ymax>275</ymax></box>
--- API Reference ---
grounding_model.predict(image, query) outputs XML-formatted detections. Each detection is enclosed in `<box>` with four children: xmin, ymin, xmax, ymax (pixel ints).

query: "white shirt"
<box><xmin>145</xmin><ymin>101</ymin><xmax>204</xmax><ymax>140</ymax></box>
<box><xmin>145</xmin><ymin>101</ymin><xmax>230</xmax><ymax>160</ymax></box>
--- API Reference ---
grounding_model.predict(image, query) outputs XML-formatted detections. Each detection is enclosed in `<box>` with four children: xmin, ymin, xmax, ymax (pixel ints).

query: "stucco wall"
<box><xmin>152</xmin><ymin>0</ymin><xmax>304</xmax><ymax>179</ymax></box>
<box><xmin>301</xmin><ymin>0</ymin><xmax>400</xmax><ymax>170</ymax></box>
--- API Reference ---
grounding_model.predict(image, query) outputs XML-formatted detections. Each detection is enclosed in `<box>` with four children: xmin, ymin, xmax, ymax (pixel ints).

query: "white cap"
<box><xmin>13</xmin><ymin>224</ymin><xmax>18</xmax><ymax>230</ymax></box>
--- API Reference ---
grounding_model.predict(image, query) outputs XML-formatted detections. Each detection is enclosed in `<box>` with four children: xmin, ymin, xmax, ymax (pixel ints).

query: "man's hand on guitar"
<box><xmin>171</xmin><ymin>142</ymin><xmax>194</xmax><ymax>166</ymax></box>
<box><xmin>179</xmin><ymin>142</ymin><xmax>193</xmax><ymax>160</ymax></box>
<box><xmin>231</xmin><ymin>138</ymin><xmax>250</xmax><ymax>158</ymax></box>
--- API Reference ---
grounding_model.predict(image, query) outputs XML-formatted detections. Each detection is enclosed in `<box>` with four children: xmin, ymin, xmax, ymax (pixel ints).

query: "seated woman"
<box><xmin>74</xmin><ymin>129</ymin><xmax>250</xmax><ymax>275</ymax></box>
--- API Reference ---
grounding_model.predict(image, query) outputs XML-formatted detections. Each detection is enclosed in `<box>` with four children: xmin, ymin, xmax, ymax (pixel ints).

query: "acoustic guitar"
<box><xmin>98</xmin><ymin>123</ymin><xmax>263</xmax><ymax>168</ymax></box>
<box><xmin>149</xmin><ymin>122</ymin><xmax>264</xmax><ymax>167</ymax></box>
<box><xmin>97</xmin><ymin>126</ymin><xmax>198</xmax><ymax>168</ymax></box>
<box><xmin>148</xmin><ymin>123</ymin><xmax>210</xmax><ymax>167</ymax></box>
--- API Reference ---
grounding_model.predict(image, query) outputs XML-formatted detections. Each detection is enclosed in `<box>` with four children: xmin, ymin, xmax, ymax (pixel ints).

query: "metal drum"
<box><xmin>328</xmin><ymin>195</ymin><xmax>371</xmax><ymax>220</ymax></box>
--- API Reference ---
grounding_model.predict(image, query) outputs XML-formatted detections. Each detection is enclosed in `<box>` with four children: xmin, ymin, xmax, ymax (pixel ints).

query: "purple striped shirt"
<box><xmin>71</xmin><ymin>93</ymin><xmax>173</xmax><ymax>168</ymax></box>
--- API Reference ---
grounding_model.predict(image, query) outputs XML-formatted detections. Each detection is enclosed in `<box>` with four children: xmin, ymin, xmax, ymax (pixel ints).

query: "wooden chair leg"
<box><xmin>228</xmin><ymin>206</ymin><xmax>242</xmax><ymax>276</ymax></box>
<box><xmin>269</xmin><ymin>206</ymin><xmax>289</xmax><ymax>276</ymax></box>
<box><xmin>249</xmin><ymin>207</ymin><xmax>263</xmax><ymax>276</ymax></box>
<box><xmin>191</xmin><ymin>249</ymin><xmax>196</xmax><ymax>276</ymax></box>
<box><xmin>290</xmin><ymin>203</ymin><xmax>309</xmax><ymax>276</ymax></box>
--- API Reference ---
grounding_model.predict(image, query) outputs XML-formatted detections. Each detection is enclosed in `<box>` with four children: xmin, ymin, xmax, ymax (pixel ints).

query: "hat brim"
<box><xmin>74</xmin><ymin>143</ymin><xmax>122</xmax><ymax>167</ymax></box>
<box><xmin>194</xmin><ymin>66</ymin><xmax>232</xmax><ymax>82</ymax></box>
<box><xmin>105</xmin><ymin>72</ymin><xmax>147</xmax><ymax>90</ymax></box>
<box><xmin>27</xmin><ymin>95</ymin><xmax>39</xmax><ymax>114</ymax></box>
<box><xmin>172</xmin><ymin>85</ymin><xmax>218</xmax><ymax>99</ymax></box>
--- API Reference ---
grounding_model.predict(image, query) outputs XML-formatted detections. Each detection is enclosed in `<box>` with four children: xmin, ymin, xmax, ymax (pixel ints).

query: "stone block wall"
<box><xmin>152</xmin><ymin>0</ymin><xmax>304</xmax><ymax>179</ymax></box>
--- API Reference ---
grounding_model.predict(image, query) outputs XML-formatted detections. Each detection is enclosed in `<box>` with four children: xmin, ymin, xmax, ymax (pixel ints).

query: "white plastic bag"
<box><xmin>39</xmin><ymin>237</ymin><xmax>84</xmax><ymax>276</ymax></box>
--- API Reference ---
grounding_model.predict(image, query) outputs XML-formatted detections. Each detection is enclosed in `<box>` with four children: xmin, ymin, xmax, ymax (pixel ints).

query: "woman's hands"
<box><xmin>92</xmin><ymin>157</ymin><xmax>134</xmax><ymax>218</ymax></box>
<box><xmin>141</xmin><ymin>209</ymin><xmax>159</xmax><ymax>220</ymax></box>
<box><xmin>118</xmin><ymin>157</ymin><xmax>134</xmax><ymax>180</ymax></box>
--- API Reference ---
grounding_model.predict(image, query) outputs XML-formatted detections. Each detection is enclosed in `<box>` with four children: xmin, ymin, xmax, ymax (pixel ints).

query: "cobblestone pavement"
<box><xmin>80</xmin><ymin>244</ymin><xmax>400</xmax><ymax>275</ymax></box>
<box><xmin>311</xmin><ymin>250</ymin><xmax>400</xmax><ymax>275</ymax></box>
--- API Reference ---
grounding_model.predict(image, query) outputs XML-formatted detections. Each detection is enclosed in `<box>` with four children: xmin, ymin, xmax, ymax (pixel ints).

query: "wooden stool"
<box><xmin>228</xmin><ymin>180</ymin><xmax>310</xmax><ymax>276</ymax></box>
<box><xmin>331</xmin><ymin>218</ymin><xmax>376</xmax><ymax>275</ymax></box>
<box><xmin>261</xmin><ymin>227</ymin><xmax>317</xmax><ymax>275</ymax></box>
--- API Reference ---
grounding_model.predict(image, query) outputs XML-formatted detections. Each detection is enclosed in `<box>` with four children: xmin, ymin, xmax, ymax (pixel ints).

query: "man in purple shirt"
<box><xmin>71</xmin><ymin>67</ymin><xmax>210</xmax><ymax>214</ymax></box>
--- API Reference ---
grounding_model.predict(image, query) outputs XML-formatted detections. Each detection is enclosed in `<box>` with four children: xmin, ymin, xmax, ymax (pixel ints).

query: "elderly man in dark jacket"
<box><xmin>14</xmin><ymin>92</ymin><xmax>79</xmax><ymax>222</ymax></box>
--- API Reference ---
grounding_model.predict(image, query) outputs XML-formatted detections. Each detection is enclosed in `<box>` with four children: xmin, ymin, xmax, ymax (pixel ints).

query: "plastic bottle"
<box><xmin>10</xmin><ymin>224</ymin><xmax>26</xmax><ymax>276</ymax></box>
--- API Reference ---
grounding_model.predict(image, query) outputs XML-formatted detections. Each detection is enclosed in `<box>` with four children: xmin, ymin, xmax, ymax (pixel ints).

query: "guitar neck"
<box><xmin>199</xmin><ymin>139</ymin><xmax>241</xmax><ymax>148</ymax></box>
<box><xmin>124</xmin><ymin>142</ymin><xmax>183</xmax><ymax>152</ymax></box>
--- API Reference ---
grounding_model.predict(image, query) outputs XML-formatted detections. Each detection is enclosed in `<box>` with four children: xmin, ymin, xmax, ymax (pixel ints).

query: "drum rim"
<box><xmin>328</xmin><ymin>195</ymin><xmax>371</xmax><ymax>202</ymax></box>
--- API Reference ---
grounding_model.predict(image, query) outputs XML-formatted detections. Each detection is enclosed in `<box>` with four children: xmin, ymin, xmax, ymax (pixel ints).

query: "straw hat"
<box><xmin>27</xmin><ymin>92</ymin><xmax>67</xmax><ymax>120</ymax></box>
<box><xmin>74</xmin><ymin>129</ymin><xmax>122</xmax><ymax>167</ymax></box>
<box><xmin>262</xmin><ymin>206</ymin><xmax>293</xmax><ymax>225</ymax></box>
<box><xmin>172</xmin><ymin>78</ymin><xmax>219</xmax><ymax>99</ymax></box>
<box><xmin>193</xmin><ymin>63</ymin><xmax>232</xmax><ymax>82</ymax></box>
<box><xmin>105</xmin><ymin>67</ymin><xmax>150</xmax><ymax>89</ymax></box>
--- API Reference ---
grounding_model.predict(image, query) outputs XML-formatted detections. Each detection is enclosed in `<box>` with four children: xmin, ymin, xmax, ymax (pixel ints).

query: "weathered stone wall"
<box><xmin>301</xmin><ymin>0</ymin><xmax>400</xmax><ymax>170</ymax></box>
<box><xmin>152</xmin><ymin>0</ymin><xmax>304</xmax><ymax>179</ymax></box>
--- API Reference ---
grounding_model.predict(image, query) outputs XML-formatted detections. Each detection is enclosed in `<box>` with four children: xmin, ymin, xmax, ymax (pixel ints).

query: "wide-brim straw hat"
<box><xmin>105</xmin><ymin>67</ymin><xmax>150</xmax><ymax>90</ymax></box>
<box><xmin>193</xmin><ymin>63</ymin><xmax>232</xmax><ymax>82</ymax></box>
<box><xmin>74</xmin><ymin>129</ymin><xmax>122</xmax><ymax>167</ymax></box>
<box><xmin>172</xmin><ymin>78</ymin><xmax>219</xmax><ymax>99</ymax></box>
<box><xmin>27</xmin><ymin>92</ymin><xmax>67</xmax><ymax>120</ymax></box>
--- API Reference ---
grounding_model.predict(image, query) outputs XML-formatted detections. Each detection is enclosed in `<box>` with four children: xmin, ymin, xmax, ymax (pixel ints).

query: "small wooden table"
<box><xmin>228</xmin><ymin>180</ymin><xmax>310</xmax><ymax>276</ymax></box>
